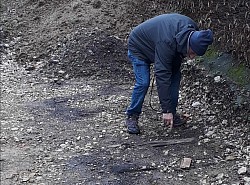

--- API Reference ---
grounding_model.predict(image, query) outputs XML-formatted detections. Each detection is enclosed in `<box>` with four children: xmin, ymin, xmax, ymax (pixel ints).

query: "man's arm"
<box><xmin>154</xmin><ymin>41</ymin><xmax>175</xmax><ymax>113</ymax></box>
<box><xmin>154</xmin><ymin>41</ymin><xmax>175</xmax><ymax>128</ymax></box>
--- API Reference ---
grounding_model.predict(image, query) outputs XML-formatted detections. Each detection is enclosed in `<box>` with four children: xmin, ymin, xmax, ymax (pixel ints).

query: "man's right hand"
<box><xmin>163</xmin><ymin>113</ymin><xmax>173</xmax><ymax>130</ymax></box>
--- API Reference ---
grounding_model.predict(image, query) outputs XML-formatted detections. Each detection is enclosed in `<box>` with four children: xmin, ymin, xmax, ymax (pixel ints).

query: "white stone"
<box><xmin>214</xmin><ymin>76</ymin><xmax>221</xmax><ymax>82</ymax></box>
<box><xmin>21</xmin><ymin>175</ymin><xmax>30</xmax><ymax>182</ymax></box>
<box><xmin>222</xmin><ymin>120</ymin><xmax>228</xmax><ymax>124</ymax></box>
<box><xmin>244</xmin><ymin>177</ymin><xmax>250</xmax><ymax>182</ymax></box>
<box><xmin>238</xmin><ymin>167</ymin><xmax>247</xmax><ymax>175</ymax></box>
<box><xmin>205</xmin><ymin>130</ymin><xmax>215</xmax><ymax>137</ymax></box>
<box><xmin>180</xmin><ymin>158</ymin><xmax>192</xmax><ymax>169</ymax></box>
<box><xmin>225</xmin><ymin>155</ymin><xmax>236</xmax><ymax>161</ymax></box>
<box><xmin>216</xmin><ymin>173</ymin><xmax>224</xmax><ymax>180</ymax></box>
<box><xmin>203</xmin><ymin>138</ymin><xmax>210</xmax><ymax>143</ymax></box>
<box><xmin>58</xmin><ymin>70</ymin><xmax>65</xmax><ymax>74</ymax></box>
<box><xmin>60</xmin><ymin>144</ymin><xmax>67</xmax><ymax>148</ymax></box>
<box><xmin>11</xmin><ymin>127</ymin><xmax>19</xmax><ymax>131</ymax></box>
<box><xmin>14</xmin><ymin>137</ymin><xmax>20</xmax><ymax>142</ymax></box>
<box><xmin>163</xmin><ymin>150</ymin><xmax>169</xmax><ymax>155</ymax></box>
<box><xmin>192</xmin><ymin>102</ymin><xmax>201</xmax><ymax>107</ymax></box>
<box><xmin>141</xmin><ymin>166</ymin><xmax>147</xmax><ymax>170</ymax></box>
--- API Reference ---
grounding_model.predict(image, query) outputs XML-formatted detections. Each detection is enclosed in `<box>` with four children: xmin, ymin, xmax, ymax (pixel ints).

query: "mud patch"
<box><xmin>25</xmin><ymin>95</ymin><xmax>105</xmax><ymax>122</ymax></box>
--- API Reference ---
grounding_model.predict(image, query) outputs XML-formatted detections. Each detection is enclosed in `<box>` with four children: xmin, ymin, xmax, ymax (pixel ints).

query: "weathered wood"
<box><xmin>140</xmin><ymin>137</ymin><xmax>195</xmax><ymax>147</ymax></box>
<box><xmin>121</xmin><ymin>137</ymin><xmax>195</xmax><ymax>148</ymax></box>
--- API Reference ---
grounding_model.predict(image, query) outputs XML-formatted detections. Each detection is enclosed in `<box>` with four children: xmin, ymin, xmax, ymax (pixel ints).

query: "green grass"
<box><xmin>203</xmin><ymin>45</ymin><xmax>219</xmax><ymax>59</ymax></box>
<box><xmin>227</xmin><ymin>64</ymin><xmax>250</xmax><ymax>86</ymax></box>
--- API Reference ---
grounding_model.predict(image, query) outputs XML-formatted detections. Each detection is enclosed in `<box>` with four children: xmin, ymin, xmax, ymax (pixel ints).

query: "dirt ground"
<box><xmin>0</xmin><ymin>0</ymin><xmax>250</xmax><ymax>185</ymax></box>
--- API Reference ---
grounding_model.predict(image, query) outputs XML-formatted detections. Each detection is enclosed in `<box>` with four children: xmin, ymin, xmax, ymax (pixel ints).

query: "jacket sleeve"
<box><xmin>154</xmin><ymin>41</ymin><xmax>175</xmax><ymax>113</ymax></box>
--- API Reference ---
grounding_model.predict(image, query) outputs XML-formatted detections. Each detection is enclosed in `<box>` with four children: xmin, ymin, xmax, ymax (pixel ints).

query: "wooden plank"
<box><xmin>141</xmin><ymin>137</ymin><xmax>195</xmax><ymax>147</ymax></box>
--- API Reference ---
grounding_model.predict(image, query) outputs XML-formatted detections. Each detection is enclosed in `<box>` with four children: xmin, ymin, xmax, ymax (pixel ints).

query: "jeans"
<box><xmin>126</xmin><ymin>50</ymin><xmax>181</xmax><ymax>116</ymax></box>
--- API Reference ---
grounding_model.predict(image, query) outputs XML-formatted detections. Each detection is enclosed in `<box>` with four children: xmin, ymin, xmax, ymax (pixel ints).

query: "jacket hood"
<box><xmin>175</xmin><ymin>24</ymin><xmax>197</xmax><ymax>55</ymax></box>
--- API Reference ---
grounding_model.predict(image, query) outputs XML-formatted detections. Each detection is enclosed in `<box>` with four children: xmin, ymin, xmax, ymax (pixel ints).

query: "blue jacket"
<box><xmin>128</xmin><ymin>13</ymin><xmax>199</xmax><ymax>113</ymax></box>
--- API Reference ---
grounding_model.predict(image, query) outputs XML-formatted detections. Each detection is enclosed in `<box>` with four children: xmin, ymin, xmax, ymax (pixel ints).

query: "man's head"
<box><xmin>189</xmin><ymin>29</ymin><xmax>213</xmax><ymax>57</ymax></box>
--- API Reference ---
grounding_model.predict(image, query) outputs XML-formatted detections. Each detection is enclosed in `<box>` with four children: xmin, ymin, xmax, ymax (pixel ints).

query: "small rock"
<box><xmin>108</xmin><ymin>144</ymin><xmax>120</xmax><ymax>148</ymax></box>
<box><xmin>14</xmin><ymin>137</ymin><xmax>20</xmax><ymax>142</ymax></box>
<box><xmin>162</xmin><ymin>167</ymin><xmax>168</xmax><ymax>172</ymax></box>
<box><xmin>4</xmin><ymin>43</ymin><xmax>10</xmax><ymax>48</ymax></box>
<box><xmin>216</xmin><ymin>173</ymin><xmax>224</xmax><ymax>180</ymax></box>
<box><xmin>180</xmin><ymin>157</ymin><xmax>192</xmax><ymax>169</ymax></box>
<box><xmin>192</xmin><ymin>102</ymin><xmax>201</xmax><ymax>107</ymax></box>
<box><xmin>0</xmin><ymin>138</ymin><xmax>7</xmax><ymax>144</ymax></box>
<box><xmin>178</xmin><ymin>174</ymin><xmax>184</xmax><ymax>177</ymax></box>
<box><xmin>21</xmin><ymin>175</ymin><xmax>30</xmax><ymax>182</ymax></box>
<box><xmin>53</xmin><ymin>78</ymin><xmax>59</xmax><ymax>82</ymax></box>
<box><xmin>141</xmin><ymin>166</ymin><xmax>147</xmax><ymax>170</ymax></box>
<box><xmin>194</xmin><ymin>82</ymin><xmax>200</xmax><ymax>86</ymax></box>
<box><xmin>36</xmin><ymin>176</ymin><xmax>43</xmax><ymax>181</ymax></box>
<box><xmin>203</xmin><ymin>138</ymin><xmax>210</xmax><ymax>143</ymax></box>
<box><xmin>29</xmin><ymin>173</ymin><xmax>36</xmax><ymax>179</ymax></box>
<box><xmin>221</xmin><ymin>120</ymin><xmax>228</xmax><ymax>125</ymax></box>
<box><xmin>5</xmin><ymin>173</ymin><xmax>16</xmax><ymax>179</ymax></box>
<box><xmin>76</xmin><ymin>136</ymin><xmax>81</xmax><ymax>141</ymax></box>
<box><xmin>205</xmin><ymin>130</ymin><xmax>215</xmax><ymax>137</ymax></box>
<box><xmin>238</xmin><ymin>167</ymin><xmax>247</xmax><ymax>175</ymax></box>
<box><xmin>217</xmin><ymin>179</ymin><xmax>223</xmax><ymax>184</ymax></box>
<box><xmin>58</xmin><ymin>70</ymin><xmax>65</xmax><ymax>74</ymax></box>
<box><xmin>88</xmin><ymin>49</ymin><xmax>94</xmax><ymax>54</ymax></box>
<box><xmin>11</xmin><ymin>127</ymin><xmax>19</xmax><ymax>131</ymax></box>
<box><xmin>60</xmin><ymin>144</ymin><xmax>67</xmax><ymax>148</ymax></box>
<box><xmin>231</xmin><ymin>182</ymin><xmax>241</xmax><ymax>185</ymax></box>
<box><xmin>244</xmin><ymin>177</ymin><xmax>250</xmax><ymax>182</ymax></box>
<box><xmin>65</xmin><ymin>74</ymin><xmax>69</xmax><ymax>79</ymax></box>
<box><xmin>214</xmin><ymin>76</ymin><xmax>221</xmax><ymax>82</ymax></box>
<box><xmin>192</xmin><ymin>126</ymin><xmax>198</xmax><ymax>129</ymax></box>
<box><xmin>225</xmin><ymin>155</ymin><xmax>236</xmax><ymax>161</ymax></box>
<box><xmin>163</xmin><ymin>150</ymin><xmax>169</xmax><ymax>155</ymax></box>
<box><xmin>200</xmin><ymin>179</ymin><xmax>207</xmax><ymax>184</ymax></box>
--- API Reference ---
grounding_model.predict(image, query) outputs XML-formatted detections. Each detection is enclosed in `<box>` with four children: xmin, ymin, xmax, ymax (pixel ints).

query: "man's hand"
<box><xmin>163</xmin><ymin>113</ymin><xmax>173</xmax><ymax>130</ymax></box>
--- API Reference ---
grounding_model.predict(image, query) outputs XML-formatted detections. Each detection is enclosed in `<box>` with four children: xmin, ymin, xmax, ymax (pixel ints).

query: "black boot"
<box><xmin>125</xmin><ymin>115</ymin><xmax>140</xmax><ymax>134</ymax></box>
